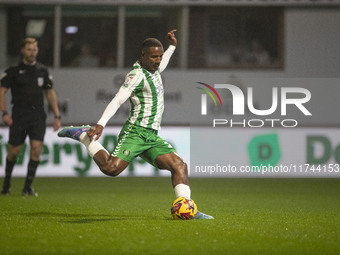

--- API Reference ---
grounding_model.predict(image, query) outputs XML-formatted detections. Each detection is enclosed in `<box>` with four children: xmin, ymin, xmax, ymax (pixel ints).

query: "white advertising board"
<box><xmin>191</xmin><ymin>127</ymin><xmax>340</xmax><ymax>177</ymax></box>
<box><xmin>1</xmin><ymin>126</ymin><xmax>340</xmax><ymax>178</ymax></box>
<box><xmin>0</xmin><ymin>126</ymin><xmax>189</xmax><ymax>177</ymax></box>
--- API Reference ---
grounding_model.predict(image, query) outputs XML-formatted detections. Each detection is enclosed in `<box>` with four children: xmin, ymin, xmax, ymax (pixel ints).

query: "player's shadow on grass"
<box><xmin>65</xmin><ymin>218</ymin><xmax>121</xmax><ymax>224</ymax></box>
<box><xmin>21</xmin><ymin>211</ymin><xmax>167</xmax><ymax>223</ymax></box>
<box><xmin>21</xmin><ymin>211</ymin><xmax>123</xmax><ymax>223</ymax></box>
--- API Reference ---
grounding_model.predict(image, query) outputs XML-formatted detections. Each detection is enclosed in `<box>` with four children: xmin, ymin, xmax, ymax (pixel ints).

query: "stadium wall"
<box><xmin>35</xmin><ymin>7</ymin><xmax>340</xmax><ymax>126</ymax></box>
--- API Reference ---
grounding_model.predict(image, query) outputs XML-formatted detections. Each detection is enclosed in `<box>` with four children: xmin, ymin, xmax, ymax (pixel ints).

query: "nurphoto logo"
<box><xmin>196</xmin><ymin>83</ymin><xmax>312</xmax><ymax>128</ymax></box>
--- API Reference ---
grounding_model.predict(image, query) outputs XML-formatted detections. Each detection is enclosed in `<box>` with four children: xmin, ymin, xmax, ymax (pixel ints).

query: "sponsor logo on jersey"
<box><xmin>123</xmin><ymin>75</ymin><xmax>135</xmax><ymax>87</ymax></box>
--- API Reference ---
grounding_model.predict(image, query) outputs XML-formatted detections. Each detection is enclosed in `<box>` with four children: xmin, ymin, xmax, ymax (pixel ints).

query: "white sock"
<box><xmin>174</xmin><ymin>184</ymin><xmax>191</xmax><ymax>199</ymax></box>
<box><xmin>79</xmin><ymin>133</ymin><xmax>109</xmax><ymax>158</ymax></box>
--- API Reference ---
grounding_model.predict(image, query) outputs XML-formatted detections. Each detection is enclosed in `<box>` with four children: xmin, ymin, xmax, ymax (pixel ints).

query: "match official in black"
<box><xmin>0</xmin><ymin>37</ymin><xmax>61</xmax><ymax>196</ymax></box>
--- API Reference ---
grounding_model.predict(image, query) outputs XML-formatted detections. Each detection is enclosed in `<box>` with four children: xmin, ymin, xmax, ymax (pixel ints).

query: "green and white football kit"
<box><xmin>96</xmin><ymin>45</ymin><xmax>176</xmax><ymax>165</ymax></box>
<box><xmin>57</xmin><ymin>43</ymin><xmax>215</xmax><ymax>219</ymax></box>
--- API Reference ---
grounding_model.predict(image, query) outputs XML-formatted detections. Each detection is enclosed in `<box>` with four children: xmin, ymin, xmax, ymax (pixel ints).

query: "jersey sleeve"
<box><xmin>96</xmin><ymin>86</ymin><xmax>132</xmax><ymax>127</ymax></box>
<box><xmin>159</xmin><ymin>45</ymin><xmax>176</xmax><ymax>73</ymax></box>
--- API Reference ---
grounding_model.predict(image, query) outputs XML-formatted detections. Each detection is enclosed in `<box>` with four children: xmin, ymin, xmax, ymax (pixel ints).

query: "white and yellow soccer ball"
<box><xmin>171</xmin><ymin>197</ymin><xmax>197</xmax><ymax>220</ymax></box>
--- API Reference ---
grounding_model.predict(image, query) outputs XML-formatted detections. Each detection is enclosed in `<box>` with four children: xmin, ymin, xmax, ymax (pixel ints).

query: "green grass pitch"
<box><xmin>1</xmin><ymin>177</ymin><xmax>340</xmax><ymax>255</ymax></box>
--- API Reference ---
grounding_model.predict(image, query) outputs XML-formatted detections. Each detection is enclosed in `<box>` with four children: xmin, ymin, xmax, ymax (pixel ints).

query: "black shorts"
<box><xmin>9</xmin><ymin>109</ymin><xmax>47</xmax><ymax>146</ymax></box>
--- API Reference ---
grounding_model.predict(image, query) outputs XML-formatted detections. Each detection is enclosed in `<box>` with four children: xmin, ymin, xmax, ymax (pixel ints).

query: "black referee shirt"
<box><xmin>0</xmin><ymin>62</ymin><xmax>53</xmax><ymax>110</ymax></box>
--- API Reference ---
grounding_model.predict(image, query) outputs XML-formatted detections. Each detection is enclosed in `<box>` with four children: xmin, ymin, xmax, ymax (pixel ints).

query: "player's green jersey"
<box><xmin>123</xmin><ymin>61</ymin><xmax>164</xmax><ymax>131</ymax></box>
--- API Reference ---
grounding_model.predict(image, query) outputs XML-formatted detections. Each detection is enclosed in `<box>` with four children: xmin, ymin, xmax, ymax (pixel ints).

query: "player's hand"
<box><xmin>166</xmin><ymin>29</ymin><xmax>177</xmax><ymax>47</ymax></box>
<box><xmin>2</xmin><ymin>114</ymin><xmax>12</xmax><ymax>126</ymax></box>
<box><xmin>87</xmin><ymin>124</ymin><xmax>104</xmax><ymax>141</ymax></box>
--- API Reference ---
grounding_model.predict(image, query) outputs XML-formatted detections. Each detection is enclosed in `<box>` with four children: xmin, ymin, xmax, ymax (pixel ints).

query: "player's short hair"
<box><xmin>142</xmin><ymin>38</ymin><xmax>163</xmax><ymax>51</ymax></box>
<box><xmin>21</xmin><ymin>37</ymin><xmax>38</xmax><ymax>48</ymax></box>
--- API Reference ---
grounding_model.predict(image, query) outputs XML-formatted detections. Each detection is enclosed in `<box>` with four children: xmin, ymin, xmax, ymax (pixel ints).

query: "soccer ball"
<box><xmin>171</xmin><ymin>197</ymin><xmax>197</xmax><ymax>220</ymax></box>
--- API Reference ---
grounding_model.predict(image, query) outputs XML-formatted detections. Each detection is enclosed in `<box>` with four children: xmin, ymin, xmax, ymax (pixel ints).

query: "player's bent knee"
<box><xmin>99</xmin><ymin>161</ymin><xmax>126</xmax><ymax>177</ymax></box>
<box><xmin>100</xmin><ymin>166</ymin><xmax>120</xmax><ymax>177</ymax></box>
<box><xmin>100</xmin><ymin>168</ymin><xmax>118</xmax><ymax>177</ymax></box>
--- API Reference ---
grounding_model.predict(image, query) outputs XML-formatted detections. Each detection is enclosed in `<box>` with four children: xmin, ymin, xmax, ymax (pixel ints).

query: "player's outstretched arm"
<box><xmin>159</xmin><ymin>29</ymin><xmax>177</xmax><ymax>72</ymax></box>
